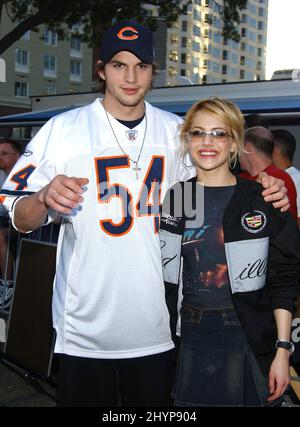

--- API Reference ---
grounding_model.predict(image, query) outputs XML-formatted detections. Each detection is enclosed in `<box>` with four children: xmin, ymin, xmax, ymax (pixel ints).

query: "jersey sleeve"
<box><xmin>0</xmin><ymin>118</ymin><xmax>58</xmax><ymax>213</ymax></box>
<box><xmin>267</xmin><ymin>208</ymin><xmax>300</xmax><ymax>313</ymax></box>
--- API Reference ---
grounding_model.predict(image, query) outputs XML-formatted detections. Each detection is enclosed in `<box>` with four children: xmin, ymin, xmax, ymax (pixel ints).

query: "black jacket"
<box><xmin>160</xmin><ymin>177</ymin><xmax>300</xmax><ymax>375</ymax></box>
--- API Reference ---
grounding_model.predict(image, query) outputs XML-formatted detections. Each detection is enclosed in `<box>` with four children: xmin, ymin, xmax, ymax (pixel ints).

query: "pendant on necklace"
<box><xmin>132</xmin><ymin>161</ymin><xmax>141</xmax><ymax>180</ymax></box>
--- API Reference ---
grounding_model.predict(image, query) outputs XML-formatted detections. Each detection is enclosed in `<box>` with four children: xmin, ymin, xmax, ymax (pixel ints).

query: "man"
<box><xmin>0</xmin><ymin>139</ymin><xmax>22</xmax><ymax>309</ymax></box>
<box><xmin>0</xmin><ymin>22</ymin><xmax>289</xmax><ymax>406</ymax></box>
<box><xmin>272</xmin><ymin>129</ymin><xmax>300</xmax><ymax>227</ymax></box>
<box><xmin>240</xmin><ymin>126</ymin><xmax>297</xmax><ymax>221</ymax></box>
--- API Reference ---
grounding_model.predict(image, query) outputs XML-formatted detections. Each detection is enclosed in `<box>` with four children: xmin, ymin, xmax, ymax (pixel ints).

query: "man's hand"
<box><xmin>38</xmin><ymin>174</ymin><xmax>89</xmax><ymax>215</ymax></box>
<box><xmin>257</xmin><ymin>172</ymin><xmax>289</xmax><ymax>212</ymax></box>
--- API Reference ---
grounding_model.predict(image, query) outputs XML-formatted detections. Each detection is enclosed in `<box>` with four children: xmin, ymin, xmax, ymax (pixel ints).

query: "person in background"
<box><xmin>0</xmin><ymin>139</ymin><xmax>22</xmax><ymax>309</ymax></box>
<box><xmin>160</xmin><ymin>97</ymin><xmax>300</xmax><ymax>406</ymax></box>
<box><xmin>272</xmin><ymin>129</ymin><xmax>300</xmax><ymax>228</ymax></box>
<box><xmin>239</xmin><ymin>126</ymin><xmax>298</xmax><ymax>222</ymax></box>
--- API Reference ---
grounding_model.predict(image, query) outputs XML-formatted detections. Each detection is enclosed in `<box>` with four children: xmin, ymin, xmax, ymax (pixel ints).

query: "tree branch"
<box><xmin>0</xmin><ymin>10</ymin><xmax>45</xmax><ymax>54</ymax></box>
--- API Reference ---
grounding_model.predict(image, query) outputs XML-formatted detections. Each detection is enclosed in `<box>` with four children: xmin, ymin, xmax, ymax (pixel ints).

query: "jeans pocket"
<box><xmin>222</xmin><ymin>310</ymin><xmax>241</xmax><ymax>326</ymax></box>
<box><xmin>181</xmin><ymin>303</ymin><xmax>203</xmax><ymax>324</ymax></box>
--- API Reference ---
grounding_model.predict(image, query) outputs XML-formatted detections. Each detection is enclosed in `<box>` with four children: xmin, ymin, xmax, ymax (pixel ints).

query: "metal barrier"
<box><xmin>0</xmin><ymin>219</ymin><xmax>59</xmax><ymax>314</ymax></box>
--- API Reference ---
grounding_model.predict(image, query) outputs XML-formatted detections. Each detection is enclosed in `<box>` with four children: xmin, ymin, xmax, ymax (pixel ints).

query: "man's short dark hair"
<box><xmin>272</xmin><ymin>129</ymin><xmax>296</xmax><ymax>162</ymax></box>
<box><xmin>244</xmin><ymin>126</ymin><xmax>274</xmax><ymax>158</ymax></box>
<box><xmin>0</xmin><ymin>138</ymin><xmax>23</xmax><ymax>155</ymax></box>
<box><xmin>244</xmin><ymin>114</ymin><xmax>267</xmax><ymax>129</ymax></box>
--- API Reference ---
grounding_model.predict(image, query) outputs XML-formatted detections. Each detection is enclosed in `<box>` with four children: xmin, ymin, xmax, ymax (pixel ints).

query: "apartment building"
<box><xmin>164</xmin><ymin>0</ymin><xmax>268</xmax><ymax>85</ymax></box>
<box><xmin>0</xmin><ymin>8</ymin><xmax>93</xmax><ymax>116</ymax></box>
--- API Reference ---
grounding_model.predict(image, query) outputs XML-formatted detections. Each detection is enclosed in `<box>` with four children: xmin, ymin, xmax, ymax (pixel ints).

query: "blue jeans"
<box><xmin>173</xmin><ymin>303</ymin><xmax>280</xmax><ymax>406</ymax></box>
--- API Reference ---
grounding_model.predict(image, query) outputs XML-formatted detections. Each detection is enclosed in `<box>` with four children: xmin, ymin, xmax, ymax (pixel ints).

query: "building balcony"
<box><xmin>15</xmin><ymin>64</ymin><xmax>29</xmax><ymax>74</ymax></box>
<box><xmin>43</xmin><ymin>69</ymin><xmax>57</xmax><ymax>79</ymax></box>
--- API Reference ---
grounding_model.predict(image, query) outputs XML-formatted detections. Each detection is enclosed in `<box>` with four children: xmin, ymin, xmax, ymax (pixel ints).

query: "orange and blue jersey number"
<box><xmin>95</xmin><ymin>155</ymin><xmax>165</xmax><ymax>236</ymax></box>
<box><xmin>11</xmin><ymin>165</ymin><xmax>36</xmax><ymax>190</ymax></box>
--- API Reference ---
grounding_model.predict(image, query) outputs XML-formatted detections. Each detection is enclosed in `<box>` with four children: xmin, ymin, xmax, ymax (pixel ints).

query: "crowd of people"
<box><xmin>0</xmin><ymin>21</ymin><xmax>299</xmax><ymax>407</ymax></box>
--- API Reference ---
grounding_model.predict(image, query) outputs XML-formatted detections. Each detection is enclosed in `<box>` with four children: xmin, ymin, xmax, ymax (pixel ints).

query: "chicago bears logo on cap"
<box><xmin>117</xmin><ymin>26</ymin><xmax>139</xmax><ymax>40</ymax></box>
<box><xmin>241</xmin><ymin>210</ymin><xmax>267</xmax><ymax>233</ymax></box>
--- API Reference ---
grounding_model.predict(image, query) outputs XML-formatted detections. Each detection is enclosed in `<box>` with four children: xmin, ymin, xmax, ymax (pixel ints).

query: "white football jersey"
<box><xmin>2</xmin><ymin>99</ymin><xmax>193</xmax><ymax>359</ymax></box>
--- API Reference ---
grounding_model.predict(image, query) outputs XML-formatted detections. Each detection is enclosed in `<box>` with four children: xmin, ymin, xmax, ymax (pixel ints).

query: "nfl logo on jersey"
<box><xmin>126</xmin><ymin>130</ymin><xmax>138</xmax><ymax>141</ymax></box>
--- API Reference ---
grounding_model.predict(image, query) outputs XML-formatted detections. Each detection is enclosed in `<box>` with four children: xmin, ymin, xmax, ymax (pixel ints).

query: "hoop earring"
<box><xmin>229</xmin><ymin>151</ymin><xmax>237</xmax><ymax>170</ymax></box>
<box><xmin>183</xmin><ymin>152</ymin><xmax>194</xmax><ymax>169</ymax></box>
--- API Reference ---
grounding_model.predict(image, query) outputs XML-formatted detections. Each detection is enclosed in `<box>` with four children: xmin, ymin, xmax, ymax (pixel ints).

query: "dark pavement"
<box><xmin>0</xmin><ymin>352</ymin><xmax>56</xmax><ymax>407</ymax></box>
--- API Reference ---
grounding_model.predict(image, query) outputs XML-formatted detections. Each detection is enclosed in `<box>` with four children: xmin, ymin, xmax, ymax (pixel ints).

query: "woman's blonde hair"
<box><xmin>180</xmin><ymin>97</ymin><xmax>245</xmax><ymax>168</ymax></box>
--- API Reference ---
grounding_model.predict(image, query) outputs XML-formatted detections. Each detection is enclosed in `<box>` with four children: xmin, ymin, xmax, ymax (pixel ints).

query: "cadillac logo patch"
<box><xmin>126</xmin><ymin>130</ymin><xmax>138</xmax><ymax>141</ymax></box>
<box><xmin>241</xmin><ymin>210</ymin><xmax>266</xmax><ymax>233</ymax></box>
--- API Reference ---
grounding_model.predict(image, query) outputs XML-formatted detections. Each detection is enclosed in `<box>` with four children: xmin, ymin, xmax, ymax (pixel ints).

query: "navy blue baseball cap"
<box><xmin>100</xmin><ymin>21</ymin><xmax>154</xmax><ymax>64</ymax></box>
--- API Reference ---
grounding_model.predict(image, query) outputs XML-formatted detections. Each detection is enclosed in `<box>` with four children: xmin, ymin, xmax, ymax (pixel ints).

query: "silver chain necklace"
<box><xmin>103</xmin><ymin>104</ymin><xmax>147</xmax><ymax>180</ymax></box>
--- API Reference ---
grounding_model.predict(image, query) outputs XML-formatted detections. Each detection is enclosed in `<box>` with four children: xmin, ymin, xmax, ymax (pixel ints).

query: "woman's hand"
<box><xmin>267</xmin><ymin>348</ymin><xmax>290</xmax><ymax>402</ymax></box>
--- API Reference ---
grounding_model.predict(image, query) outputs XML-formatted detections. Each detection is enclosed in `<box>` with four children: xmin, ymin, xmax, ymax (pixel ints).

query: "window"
<box><xmin>168</xmin><ymin>66</ymin><xmax>177</xmax><ymax>77</ymax></box>
<box><xmin>170</xmin><ymin>34</ymin><xmax>178</xmax><ymax>44</ymax></box>
<box><xmin>192</xmin><ymin>41</ymin><xmax>200</xmax><ymax>52</ymax></box>
<box><xmin>222</xmin><ymin>50</ymin><xmax>228</xmax><ymax>60</ymax></box>
<box><xmin>71</xmin><ymin>35</ymin><xmax>82</xmax><ymax>53</ymax></box>
<box><xmin>44</xmin><ymin>29</ymin><xmax>57</xmax><ymax>46</ymax></box>
<box><xmin>70</xmin><ymin>60</ymin><xmax>82</xmax><ymax>81</ymax></box>
<box><xmin>205</xmin><ymin>13</ymin><xmax>212</xmax><ymax>23</ymax></box>
<box><xmin>182</xmin><ymin>21</ymin><xmax>187</xmax><ymax>32</ymax></box>
<box><xmin>241</xmin><ymin>28</ymin><xmax>246</xmax><ymax>38</ymax></box>
<box><xmin>240</xmin><ymin>70</ymin><xmax>245</xmax><ymax>79</ymax></box>
<box><xmin>193</xmin><ymin>9</ymin><xmax>201</xmax><ymax>20</ymax></box>
<box><xmin>43</xmin><ymin>55</ymin><xmax>57</xmax><ymax>78</ymax></box>
<box><xmin>240</xmin><ymin>56</ymin><xmax>245</xmax><ymax>66</ymax></box>
<box><xmin>257</xmin><ymin>47</ymin><xmax>262</xmax><ymax>57</ymax></box>
<box><xmin>169</xmin><ymin>50</ymin><xmax>178</xmax><ymax>62</ymax></box>
<box><xmin>180</xmin><ymin>69</ymin><xmax>186</xmax><ymax>76</ymax></box>
<box><xmin>181</xmin><ymin>37</ymin><xmax>187</xmax><ymax>48</ymax></box>
<box><xmin>15</xmin><ymin>81</ymin><xmax>28</xmax><ymax>97</ymax></box>
<box><xmin>258</xmin><ymin>21</ymin><xmax>264</xmax><ymax>31</ymax></box>
<box><xmin>193</xmin><ymin>25</ymin><xmax>201</xmax><ymax>37</ymax></box>
<box><xmin>241</xmin><ymin>14</ymin><xmax>248</xmax><ymax>24</ymax></box>
<box><xmin>222</xmin><ymin>64</ymin><xmax>227</xmax><ymax>75</ymax></box>
<box><xmin>15</xmin><ymin>49</ymin><xmax>29</xmax><ymax>67</ymax></box>
<box><xmin>202</xmin><ymin>74</ymin><xmax>207</xmax><ymax>84</ymax></box>
<box><xmin>181</xmin><ymin>53</ymin><xmax>186</xmax><ymax>64</ymax></box>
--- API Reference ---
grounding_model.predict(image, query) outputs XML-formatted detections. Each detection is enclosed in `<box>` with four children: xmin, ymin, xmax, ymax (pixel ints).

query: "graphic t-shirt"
<box><xmin>182</xmin><ymin>185</ymin><xmax>236</xmax><ymax>309</ymax></box>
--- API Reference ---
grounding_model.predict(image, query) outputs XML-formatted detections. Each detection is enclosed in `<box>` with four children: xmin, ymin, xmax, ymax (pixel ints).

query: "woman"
<box><xmin>160</xmin><ymin>97</ymin><xmax>300</xmax><ymax>406</ymax></box>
